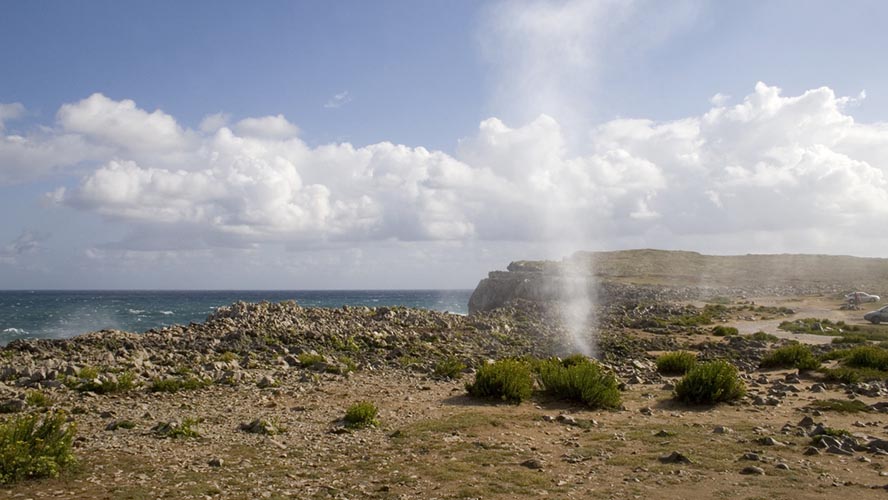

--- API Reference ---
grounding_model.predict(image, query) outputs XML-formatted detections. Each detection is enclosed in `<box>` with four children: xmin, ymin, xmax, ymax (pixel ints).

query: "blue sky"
<box><xmin>2</xmin><ymin>1</ymin><xmax>888</xmax><ymax>289</ymax></box>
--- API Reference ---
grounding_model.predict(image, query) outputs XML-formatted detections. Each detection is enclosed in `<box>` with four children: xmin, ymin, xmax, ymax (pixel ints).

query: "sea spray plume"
<box><xmin>556</xmin><ymin>253</ymin><xmax>596</xmax><ymax>358</ymax></box>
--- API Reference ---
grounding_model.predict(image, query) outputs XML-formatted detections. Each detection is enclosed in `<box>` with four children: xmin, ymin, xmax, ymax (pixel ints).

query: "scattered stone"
<box><xmin>520</xmin><ymin>458</ymin><xmax>544</xmax><ymax>470</ymax></box>
<box><xmin>659</xmin><ymin>451</ymin><xmax>692</xmax><ymax>464</ymax></box>
<box><xmin>775</xmin><ymin>463</ymin><xmax>791</xmax><ymax>471</ymax></box>
<box><xmin>208</xmin><ymin>457</ymin><xmax>223</xmax><ymax>467</ymax></box>
<box><xmin>239</xmin><ymin>418</ymin><xmax>281</xmax><ymax>435</ymax></box>
<box><xmin>740</xmin><ymin>466</ymin><xmax>765</xmax><ymax>475</ymax></box>
<box><xmin>740</xmin><ymin>452</ymin><xmax>762</xmax><ymax>461</ymax></box>
<box><xmin>556</xmin><ymin>414</ymin><xmax>577</xmax><ymax>425</ymax></box>
<box><xmin>257</xmin><ymin>375</ymin><xmax>277</xmax><ymax>388</ymax></box>
<box><xmin>757</xmin><ymin>437</ymin><xmax>784</xmax><ymax>446</ymax></box>
<box><xmin>713</xmin><ymin>425</ymin><xmax>733</xmax><ymax>434</ymax></box>
<box><xmin>0</xmin><ymin>399</ymin><xmax>25</xmax><ymax>413</ymax></box>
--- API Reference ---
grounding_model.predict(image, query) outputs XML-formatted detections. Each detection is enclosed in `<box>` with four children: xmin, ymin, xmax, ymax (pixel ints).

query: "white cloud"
<box><xmin>199</xmin><ymin>112</ymin><xmax>230</xmax><ymax>133</ymax></box>
<box><xmin>324</xmin><ymin>91</ymin><xmax>352</xmax><ymax>109</ymax></box>
<box><xmin>233</xmin><ymin>115</ymin><xmax>300</xmax><ymax>139</ymax></box>
<box><xmin>0</xmin><ymin>102</ymin><xmax>25</xmax><ymax>130</ymax></box>
<box><xmin>0</xmin><ymin>82</ymin><xmax>884</xmax><ymax>257</ymax></box>
<box><xmin>57</xmin><ymin>93</ymin><xmax>189</xmax><ymax>153</ymax></box>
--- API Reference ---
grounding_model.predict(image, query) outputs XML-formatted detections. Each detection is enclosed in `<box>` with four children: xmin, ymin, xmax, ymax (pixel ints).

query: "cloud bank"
<box><xmin>1</xmin><ymin>82</ymin><xmax>886</xmax><ymax>256</ymax></box>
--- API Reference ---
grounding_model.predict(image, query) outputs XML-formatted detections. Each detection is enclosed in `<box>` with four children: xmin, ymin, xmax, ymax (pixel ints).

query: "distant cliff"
<box><xmin>468</xmin><ymin>249</ymin><xmax>888</xmax><ymax>314</ymax></box>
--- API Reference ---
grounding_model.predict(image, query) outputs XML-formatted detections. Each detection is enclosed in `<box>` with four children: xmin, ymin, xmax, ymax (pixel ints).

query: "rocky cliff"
<box><xmin>468</xmin><ymin>249</ymin><xmax>888</xmax><ymax>314</ymax></box>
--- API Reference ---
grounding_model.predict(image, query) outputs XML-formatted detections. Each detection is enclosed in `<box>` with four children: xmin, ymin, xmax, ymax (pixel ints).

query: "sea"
<box><xmin>0</xmin><ymin>290</ymin><xmax>472</xmax><ymax>345</ymax></box>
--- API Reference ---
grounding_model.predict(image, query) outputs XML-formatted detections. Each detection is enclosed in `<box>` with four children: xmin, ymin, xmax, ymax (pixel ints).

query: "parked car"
<box><xmin>865</xmin><ymin>305</ymin><xmax>888</xmax><ymax>324</ymax></box>
<box><xmin>846</xmin><ymin>291</ymin><xmax>881</xmax><ymax>303</ymax></box>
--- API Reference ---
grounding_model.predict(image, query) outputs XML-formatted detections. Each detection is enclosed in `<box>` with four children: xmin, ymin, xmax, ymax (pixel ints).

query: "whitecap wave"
<box><xmin>159</xmin><ymin>311</ymin><xmax>174</xmax><ymax>315</ymax></box>
<box><xmin>127</xmin><ymin>309</ymin><xmax>146</xmax><ymax>314</ymax></box>
<box><xmin>2</xmin><ymin>327</ymin><xmax>28</xmax><ymax>334</ymax></box>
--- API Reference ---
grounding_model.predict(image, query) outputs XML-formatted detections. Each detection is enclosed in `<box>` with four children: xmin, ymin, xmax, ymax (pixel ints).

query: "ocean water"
<box><xmin>0</xmin><ymin>290</ymin><xmax>472</xmax><ymax>344</ymax></box>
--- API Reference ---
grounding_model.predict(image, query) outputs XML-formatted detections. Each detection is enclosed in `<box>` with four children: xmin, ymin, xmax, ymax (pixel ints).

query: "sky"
<box><xmin>1</xmin><ymin>0</ymin><xmax>888</xmax><ymax>289</ymax></box>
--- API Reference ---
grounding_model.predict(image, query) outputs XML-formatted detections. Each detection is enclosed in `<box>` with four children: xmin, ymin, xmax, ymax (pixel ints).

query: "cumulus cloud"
<box><xmin>233</xmin><ymin>115</ymin><xmax>300</xmax><ymax>139</ymax></box>
<box><xmin>57</xmin><ymin>93</ymin><xmax>189</xmax><ymax>153</ymax></box>
<box><xmin>1</xmin><ymin>83</ymin><xmax>886</xmax><ymax>257</ymax></box>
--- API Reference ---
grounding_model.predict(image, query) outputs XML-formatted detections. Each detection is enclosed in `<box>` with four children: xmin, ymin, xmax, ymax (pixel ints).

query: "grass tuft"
<box><xmin>808</xmin><ymin>399</ymin><xmax>870</xmax><ymax>413</ymax></box>
<box><xmin>0</xmin><ymin>411</ymin><xmax>76</xmax><ymax>484</ymax></box>
<box><xmin>536</xmin><ymin>357</ymin><xmax>621</xmax><ymax>409</ymax></box>
<box><xmin>711</xmin><ymin>325</ymin><xmax>739</xmax><ymax>337</ymax></box>
<box><xmin>433</xmin><ymin>357</ymin><xmax>466</xmax><ymax>379</ymax></box>
<box><xmin>655</xmin><ymin>352</ymin><xmax>697</xmax><ymax>375</ymax></box>
<box><xmin>344</xmin><ymin>401</ymin><xmax>379</xmax><ymax>429</ymax></box>
<box><xmin>674</xmin><ymin>360</ymin><xmax>746</xmax><ymax>404</ymax></box>
<box><xmin>747</xmin><ymin>331</ymin><xmax>779</xmax><ymax>342</ymax></box>
<box><xmin>760</xmin><ymin>343</ymin><xmax>820</xmax><ymax>370</ymax></box>
<box><xmin>466</xmin><ymin>359</ymin><xmax>533</xmax><ymax>404</ymax></box>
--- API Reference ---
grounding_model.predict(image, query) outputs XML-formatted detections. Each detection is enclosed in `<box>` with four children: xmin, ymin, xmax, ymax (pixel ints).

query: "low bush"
<box><xmin>760</xmin><ymin>344</ymin><xmax>820</xmax><ymax>370</ymax></box>
<box><xmin>0</xmin><ymin>411</ymin><xmax>76</xmax><ymax>483</ymax></box>
<box><xmin>809</xmin><ymin>399</ymin><xmax>870</xmax><ymax>413</ymax></box>
<box><xmin>656</xmin><ymin>352</ymin><xmax>697</xmax><ymax>375</ymax></box>
<box><xmin>433</xmin><ymin>357</ymin><xmax>466</xmax><ymax>379</ymax></box>
<box><xmin>537</xmin><ymin>357</ymin><xmax>621</xmax><ymax>409</ymax></box>
<box><xmin>711</xmin><ymin>325</ymin><xmax>739</xmax><ymax>337</ymax></box>
<box><xmin>747</xmin><ymin>331</ymin><xmax>779</xmax><ymax>342</ymax></box>
<box><xmin>674</xmin><ymin>360</ymin><xmax>746</xmax><ymax>404</ymax></box>
<box><xmin>344</xmin><ymin>401</ymin><xmax>379</xmax><ymax>429</ymax></box>
<box><xmin>24</xmin><ymin>391</ymin><xmax>50</xmax><ymax>408</ymax></box>
<box><xmin>466</xmin><ymin>359</ymin><xmax>533</xmax><ymax>403</ymax></box>
<box><xmin>832</xmin><ymin>335</ymin><xmax>869</xmax><ymax>345</ymax></box>
<box><xmin>821</xmin><ymin>366</ymin><xmax>888</xmax><ymax>384</ymax></box>
<box><xmin>844</xmin><ymin>346</ymin><xmax>888</xmax><ymax>371</ymax></box>
<box><xmin>298</xmin><ymin>353</ymin><xmax>325</xmax><ymax>368</ymax></box>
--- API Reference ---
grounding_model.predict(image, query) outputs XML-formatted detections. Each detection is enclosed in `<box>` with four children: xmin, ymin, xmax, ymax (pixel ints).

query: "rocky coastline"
<box><xmin>3</xmin><ymin>250</ymin><xmax>888</xmax><ymax>498</ymax></box>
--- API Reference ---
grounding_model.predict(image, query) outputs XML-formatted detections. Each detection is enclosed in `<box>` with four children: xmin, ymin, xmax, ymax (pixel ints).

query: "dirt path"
<box><xmin>721</xmin><ymin>296</ymin><xmax>885</xmax><ymax>345</ymax></box>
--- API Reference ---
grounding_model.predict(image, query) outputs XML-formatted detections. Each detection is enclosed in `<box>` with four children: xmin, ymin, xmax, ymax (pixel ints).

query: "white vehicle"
<box><xmin>845</xmin><ymin>291</ymin><xmax>880</xmax><ymax>303</ymax></box>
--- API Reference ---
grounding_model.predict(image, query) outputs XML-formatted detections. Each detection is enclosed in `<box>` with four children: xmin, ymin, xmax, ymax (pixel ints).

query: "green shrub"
<box><xmin>149</xmin><ymin>376</ymin><xmax>210</xmax><ymax>393</ymax></box>
<box><xmin>760</xmin><ymin>344</ymin><xmax>820</xmax><ymax>370</ymax></box>
<box><xmin>844</xmin><ymin>346</ymin><xmax>888</xmax><ymax>371</ymax></box>
<box><xmin>832</xmin><ymin>335</ymin><xmax>869</xmax><ymax>345</ymax></box>
<box><xmin>711</xmin><ymin>325</ymin><xmax>739</xmax><ymax>337</ymax></box>
<box><xmin>674</xmin><ymin>360</ymin><xmax>746</xmax><ymax>404</ymax></box>
<box><xmin>821</xmin><ymin>366</ymin><xmax>888</xmax><ymax>384</ymax></box>
<box><xmin>560</xmin><ymin>354</ymin><xmax>590</xmax><ymax>367</ymax></box>
<box><xmin>298</xmin><ymin>353</ymin><xmax>325</xmax><ymax>368</ymax></box>
<box><xmin>466</xmin><ymin>359</ymin><xmax>533</xmax><ymax>403</ymax></box>
<box><xmin>433</xmin><ymin>357</ymin><xmax>466</xmax><ymax>379</ymax></box>
<box><xmin>537</xmin><ymin>357</ymin><xmax>620</xmax><ymax>409</ymax></box>
<box><xmin>24</xmin><ymin>391</ymin><xmax>50</xmax><ymax>408</ymax></box>
<box><xmin>656</xmin><ymin>352</ymin><xmax>697</xmax><ymax>375</ymax></box>
<box><xmin>0</xmin><ymin>411</ymin><xmax>76</xmax><ymax>483</ymax></box>
<box><xmin>818</xmin><ymin>348</ymin><xmax>851</xmax><ymax>362</ymax></box>
<box><xmin>217</xmin><ymin>351</ymin><xmax>238</xmax><ymax>362</ymax></box>
<box><xmin>747</xmin><ymin>331</ymin><xmax>779</xmax><ymax>342</ymax></box>
<box><xmin>77</xmin><ymin>366</ymin><xmax>99</xmax><ymax>380</ymax></box>
<box><xmin>344</xmin><ymin>401</ymin><xmax>379</xmax><ymax>429</ymax></box>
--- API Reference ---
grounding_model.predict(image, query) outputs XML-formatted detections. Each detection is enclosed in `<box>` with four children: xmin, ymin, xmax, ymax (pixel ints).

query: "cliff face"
<box><xmin>468</xmin><ymin>249</ymin><xmax>888</xmax><ymax>314</ymax></box>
